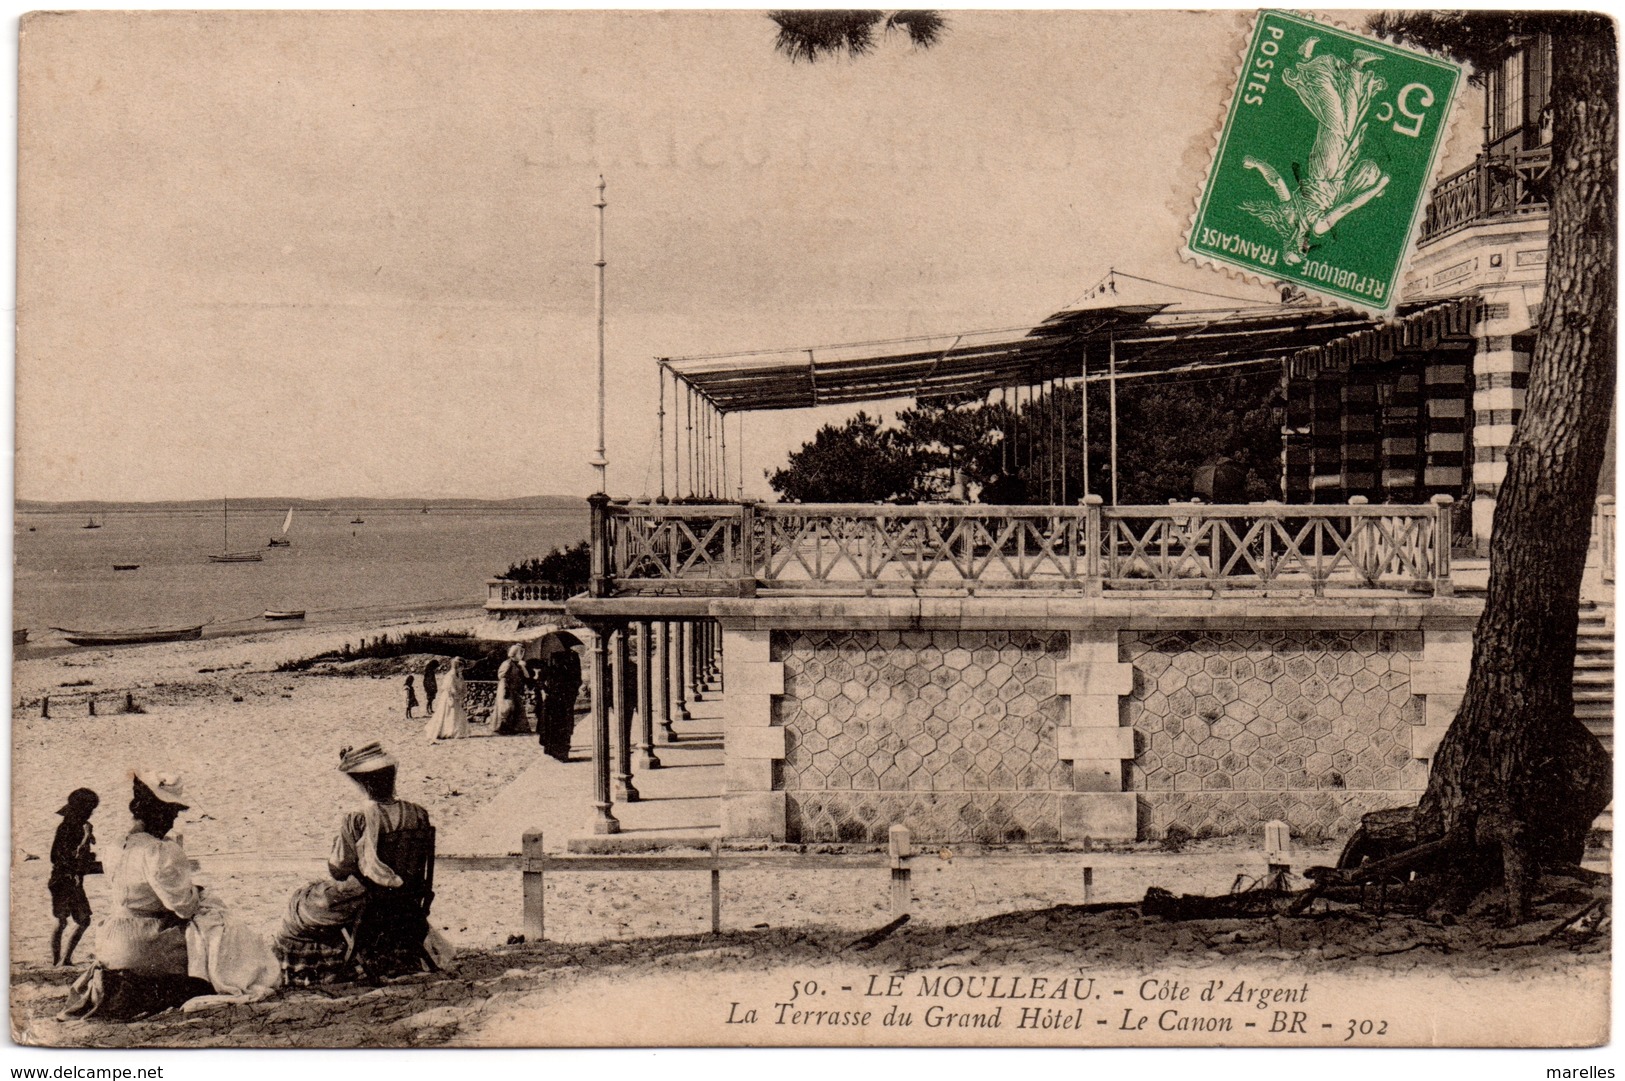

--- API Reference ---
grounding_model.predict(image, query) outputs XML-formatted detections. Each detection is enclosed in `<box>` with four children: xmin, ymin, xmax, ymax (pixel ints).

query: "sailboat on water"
<box><xmin>267</xmin><ymin>507</ymin><xmax>293</xmax><ymax>548</ymax></box>
<box><xmin>207</xmin><ymin>497</ymin><xmax>263</xmax><ymax>563</ymax></box>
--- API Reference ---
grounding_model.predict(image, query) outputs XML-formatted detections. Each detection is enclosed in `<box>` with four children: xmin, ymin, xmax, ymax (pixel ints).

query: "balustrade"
<box><xmin>1421</xmin><ymin>146</ymin><xmax>1552</xmax><ymax>244</ymax></box>
<box><xmin>590</xmin><ymin>498</ymin><xmax>1454</xmax><ymax>598</ymax></box>
<box><xmin>487</xmin><ymin>580</ymin><xmax>577</xmax><ymax>605</ymax></box>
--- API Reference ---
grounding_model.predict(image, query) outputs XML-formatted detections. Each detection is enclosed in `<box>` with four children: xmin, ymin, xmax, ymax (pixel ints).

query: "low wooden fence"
<box><xmin>520</xmin><ymin>827</ymin><xmax>917</xmax><ymax>940</ymax></box>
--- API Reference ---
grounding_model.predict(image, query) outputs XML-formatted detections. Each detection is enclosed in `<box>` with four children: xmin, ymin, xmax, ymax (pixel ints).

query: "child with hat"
<box><xmin>49</xmin><ymin>788</ymin><xmax>99</xmax><ymax>966</ymax></box>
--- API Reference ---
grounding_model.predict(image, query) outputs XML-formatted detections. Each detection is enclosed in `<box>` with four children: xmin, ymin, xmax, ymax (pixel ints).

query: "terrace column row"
<box><xmin>588</xmin><ymin>618</ymin><xmax>723</xmax><ymax>835</ymax></box>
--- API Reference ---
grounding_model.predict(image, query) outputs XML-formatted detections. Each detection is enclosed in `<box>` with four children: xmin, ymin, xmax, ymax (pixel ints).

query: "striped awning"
<box><xmin>1286</xmin><ymin>296</ymin><xmax>1482</xmax><ymax>379</ymax></box>
<box><xmin>663</xmin><ymin>296</ymin><xmax>1480</xmax><ymax>413</ymax></box>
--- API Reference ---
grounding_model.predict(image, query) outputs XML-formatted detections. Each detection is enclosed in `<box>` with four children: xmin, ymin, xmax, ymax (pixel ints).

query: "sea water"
<box><xmin>13</xmin><ymin>503</ymin><xmax>590</xmax><ymax>647</ymax></box>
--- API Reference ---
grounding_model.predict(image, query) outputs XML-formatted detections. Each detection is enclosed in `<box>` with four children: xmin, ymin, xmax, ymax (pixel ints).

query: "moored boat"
<box><xmin>267</xmin><ymin>507</ymin><xmax>294</xmax><ymax>547</ymax></box>
<box><xmin>210</xmin><ymin>497</ymin><xmax>262</xmax><ymax>562</ymax></box>
<box><xmin>52</xmin><ymin>623</ymin><xmax>206</xmax><ymax>646</ymax></box>
<box><xmin>113</xmin><ymin>563</ymin><xmax>140</xmax><ymax>571</ymax></box>
<box><xmin>263</xmin><ymin>610</ymin><xmax>306</xmax><ymax>621</ymax></box>
<box><xmin>14</xmin><ymin>628</ymin><xmax>29</xmax><ymax>646</ymax></box>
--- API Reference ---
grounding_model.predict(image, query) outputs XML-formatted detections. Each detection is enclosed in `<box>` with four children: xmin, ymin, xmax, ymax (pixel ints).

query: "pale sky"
<box><xmin>16</xmin><ymin>10</ymin><xmax>1479</xmax><ymax>502</ymax></box>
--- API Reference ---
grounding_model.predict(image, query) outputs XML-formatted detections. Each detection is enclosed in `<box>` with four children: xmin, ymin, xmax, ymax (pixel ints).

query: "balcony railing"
<box><xmin>1421</xmin><ymin>146</ymin><xmax>1551</xmax><ymax>245</ymax></box>
<box><xmin>587</xmin><ymin>497</ymin><xmax>1456</xmax><ymax>599</ymax></box>
<box><xmin>486</xmin><ymin>580</ymin><xmax>578</xmax><ymax>607</ymax></box>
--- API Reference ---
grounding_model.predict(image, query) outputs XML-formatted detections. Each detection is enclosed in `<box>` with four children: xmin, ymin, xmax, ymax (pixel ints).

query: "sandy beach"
<box><xmin>9</xmin><ymin>609</ymin><xmax>1612</xmax><ymax>1049</ymax></box>
<box><xmin>6</xmin><ymin>611</ymin><xmax>1404</xmax><ymax>962</ymax></box>
<box><xmin>11</xmin><ymin>612</ymin><xmax>548</xmax><ymax>960</ymax></box>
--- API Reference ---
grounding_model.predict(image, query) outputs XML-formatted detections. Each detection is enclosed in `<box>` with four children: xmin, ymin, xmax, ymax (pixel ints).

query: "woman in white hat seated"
<box><xmin>273</xmin><ymin>743</ymin><xmax>436</xmax><ymax>984</ymax></box>
<box><xmin>62</xmin><ymin>772</ymin><xmax>276</xmax><ymax>1018</ymax></box>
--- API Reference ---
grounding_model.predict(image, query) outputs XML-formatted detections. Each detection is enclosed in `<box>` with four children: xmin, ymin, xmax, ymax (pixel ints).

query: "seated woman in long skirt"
<box><xmin>272</xmin><ymin>743</ymin><xmax>435</xmax><ymax>985</ymax></box>
<box><xmin>60</xmin><ymin>775</ymin><xmax>214</xmax><ymax>1019</ymax></box>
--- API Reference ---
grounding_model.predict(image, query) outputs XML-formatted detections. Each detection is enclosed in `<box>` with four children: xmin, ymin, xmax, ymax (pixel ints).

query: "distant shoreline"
<box><xmin>17</xmin><ymin>495</ymin><xmax>588</xmax><ymax>514</ymax></box>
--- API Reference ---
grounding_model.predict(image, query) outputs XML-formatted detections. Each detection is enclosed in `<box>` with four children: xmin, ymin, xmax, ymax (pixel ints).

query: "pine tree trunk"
<box><xmin>1414</xmin><ymin>25</ymin><xmax>1617</xmax><ymax>918</ymax></box>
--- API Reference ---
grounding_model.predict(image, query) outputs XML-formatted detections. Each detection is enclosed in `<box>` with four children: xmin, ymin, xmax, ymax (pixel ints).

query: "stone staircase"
<box><xmin>1574</xmin><ymin>604</ymin><xmax>1614</xmax><ymax>755</ymax></box>
<box><xmin>1575</xmin><ymin>603</ymin><xmax>1614</xmax><ymax>835</ymax></box>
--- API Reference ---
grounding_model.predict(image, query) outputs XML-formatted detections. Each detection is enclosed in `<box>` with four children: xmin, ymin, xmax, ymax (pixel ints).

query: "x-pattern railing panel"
<box><xmin>613</xmin><ymin>510</ymin><xmax>741</xmax><ymax>580</ymax></box>
<box><xmin>754</xmin><ymin>507</ymin><xmax>1091</xmax><ymax>588</ymax></box>
<box><xmin>599</xmin><ymin>502</ymin><xmax>1449</xmax><ymax>596</ymax></box>
<box><xmin>1102</xmin><ymin>505</ymin><xmax>1444</xmax><ymax>592</ymax></box>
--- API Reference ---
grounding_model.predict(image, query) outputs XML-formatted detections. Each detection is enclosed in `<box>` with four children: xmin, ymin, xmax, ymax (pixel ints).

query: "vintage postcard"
<box><xmin>9</xmin><ymin>7</ymin><xmax>1614</xmax><ymax>1068</ymax></box>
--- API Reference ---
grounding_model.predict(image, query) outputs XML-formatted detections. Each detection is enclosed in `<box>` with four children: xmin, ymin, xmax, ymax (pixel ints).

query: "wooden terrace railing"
<box><xmin>588</xmin><ymin>495</ymin><xmax>1457</xmax><ymax>599</ymax></box>
<box><xmin>1420</xmin><ymin>146</ymin><xmax>1552</xmax><ymax>245</ymax></box>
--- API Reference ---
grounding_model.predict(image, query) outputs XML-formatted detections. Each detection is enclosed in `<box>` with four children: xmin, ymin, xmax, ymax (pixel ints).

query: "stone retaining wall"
<box><xmin>777</xmin><ymin>630</ymin><xmax>1071</xmax><ymax>843</ymax></box>
<box><xmin>591</xmin><ymin>595</ymin><xmax>1482</xmax><ymax>844</ymax></box>
<box><xmin>1124</xmin><ymin>629</ymin><xmax>1426</xmax><ymax>841</ymax></box>
<box><xmin>768</xmin><ymin>626</ymin><xmax>1428</xmax><ymax>844</ymax></box>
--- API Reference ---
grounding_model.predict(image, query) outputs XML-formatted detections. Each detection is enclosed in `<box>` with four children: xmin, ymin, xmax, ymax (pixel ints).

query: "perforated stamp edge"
<box><xmin>1178</xmin><ymin>9</ymin><xmax>1471</xmax><ymax>317</ymax></box>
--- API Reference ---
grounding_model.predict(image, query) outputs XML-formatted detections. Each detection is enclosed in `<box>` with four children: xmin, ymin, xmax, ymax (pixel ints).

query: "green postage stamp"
<box><xmin>1186</xmin><ymin>11</ymin><xmax>1462</xmax><ymax>311</ymax></box>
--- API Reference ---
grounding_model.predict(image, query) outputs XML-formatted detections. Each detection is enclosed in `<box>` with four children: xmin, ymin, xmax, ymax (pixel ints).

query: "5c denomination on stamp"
<box><xmin>1185</xmin><ymin>10</ymin><xmax>1462</xmax><ymax>311</ymax></box>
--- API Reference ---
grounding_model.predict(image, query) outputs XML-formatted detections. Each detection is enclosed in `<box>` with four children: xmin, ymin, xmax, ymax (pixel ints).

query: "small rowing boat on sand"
<box><xmin>263</xmin><ymin>610</ymin><xmax>306</xmax><ymax>621</ymax></box>
<box><xmin>14</xmin><ymin>628</ymin><xmax>29</xmax><ymax>647</ymax></box>
<box><xmin>113</xmin><ymin>564</ymin><xmax>140</xmax><ymax>571</ymax></box>
<box><xmin>52</xmin><ymin>623</ymin><xmax>206</xmax><ymax>646</ymax></box>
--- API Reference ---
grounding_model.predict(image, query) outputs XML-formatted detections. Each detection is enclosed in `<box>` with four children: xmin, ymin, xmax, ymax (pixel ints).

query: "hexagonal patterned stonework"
<box><xmin>776</xmin><ymin>630</ymin><xmax>1069</xmax><ymax>843</ymax></box>
<box><xmin>1126</xmin><ymin>630</ymin><xmax>1427</xmax><ymax>841</ymax></box>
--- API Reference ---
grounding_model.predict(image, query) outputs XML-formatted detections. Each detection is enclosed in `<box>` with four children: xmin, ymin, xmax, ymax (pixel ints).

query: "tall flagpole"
<box><xmin>592</xmin><ymin>176</ymin><xmax>608</xmax><ymax>493</ymax></box>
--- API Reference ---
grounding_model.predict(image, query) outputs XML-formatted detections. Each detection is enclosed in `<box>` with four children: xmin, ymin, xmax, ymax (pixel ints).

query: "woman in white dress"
<box><xmin>60</xmin><ymin>773</ymin><xmax>276</xmax><ymax>1019</ymax></box>
<box><xmin>424</xmin><ymin>657</ymin><xmax>469</xmax><ymax>741</ymax></box>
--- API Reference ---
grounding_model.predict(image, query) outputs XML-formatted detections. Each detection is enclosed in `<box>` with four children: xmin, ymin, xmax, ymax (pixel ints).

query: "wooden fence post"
<box><xmin>1083</xmin><ymin>865</ymin><xmax>1094</xmax><ymax>904</ymax></box>
<box><xmin>710</xmin><ymin>837</ymin><xmax>722</xmax><ymax>934</ymax></box>
<box><xmin>888</xmin><ymin>825</ymin><xmax>912</xmax><ymax>917</ymax></box>
<box><xmin>1264</xmin><ymin>819</ymin><xmax>1292</xmax><ymax>879</ymax></box>
<box><xmin>41</xmin><ymin>695</ymin><xmax>49</xmax><ymax>719</ymax></box>
<box><xmin>1084</xmin><ymin>495</ymin><xmax>1104</xmax><ymax>596</ymax></box>
<box><xmin>1431</xmin><ymin>493</ymin><xmax>1455</xmax><ymax>596</ymax></box>
<box><xmin>522</xmin><ymin>831</ymin><xmax>546</xmax><ymax>941</ymax></box>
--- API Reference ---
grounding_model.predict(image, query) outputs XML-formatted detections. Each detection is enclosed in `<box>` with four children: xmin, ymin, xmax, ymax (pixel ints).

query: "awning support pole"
<box><xmin>1080</xmin><ymin>348</ymin><xmax>1091</xmax><ymax>501</ymax></box>
<box><xmin>657</xmin><ymin>364</ymin><xmax>667</xmax><ymax>501</ymax></box>
<box><xmin>1060</xmin><ymin>375</ymin><xmax>1069</xmax><ymax>505</ymax></box>
<box><xmin>1109</xmin><ymin>335</ymin><xmax>1120</xmax><ymax>506</ymax></box>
